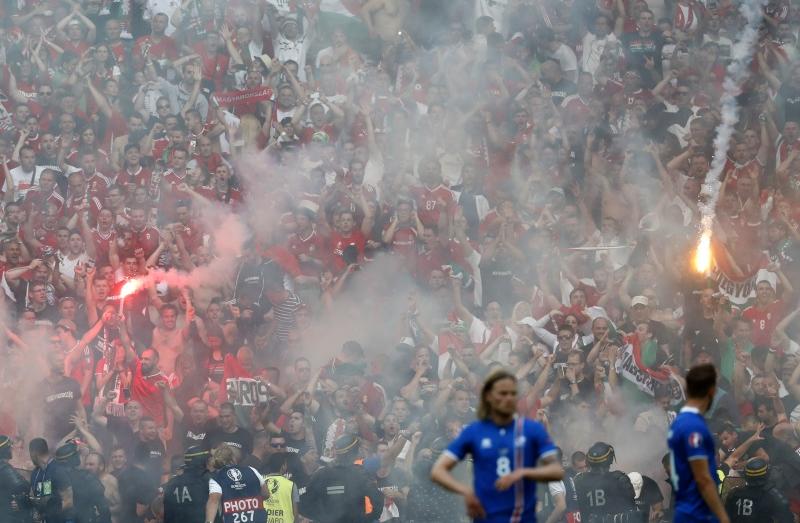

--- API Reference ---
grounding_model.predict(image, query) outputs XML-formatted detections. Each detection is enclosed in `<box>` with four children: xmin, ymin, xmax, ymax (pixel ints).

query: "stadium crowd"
<box><xmin>0</xmin><ymin>0</ymin><xmax>799</xmax><ymax>521</ymax></box>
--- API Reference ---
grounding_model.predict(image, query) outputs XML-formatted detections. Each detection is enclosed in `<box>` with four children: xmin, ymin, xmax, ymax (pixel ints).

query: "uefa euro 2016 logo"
<box><xmin>227</xmin><ymin>468</ymin><xmax>244</xmax><ymax>482</ymax></box>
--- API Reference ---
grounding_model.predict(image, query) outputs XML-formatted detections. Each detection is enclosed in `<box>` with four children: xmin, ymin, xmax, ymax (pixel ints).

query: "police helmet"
<box><xmin>586</xmin><ymin>442</ymin><xmax>615</xmax><ymax>468</ymax></box>
<box><xmin>184</xmin><ymin>446</ymin><xmax>209</xmax><ymax>471</ymax></box>
<box><xmin>744</xmin><ymin>457</ymin><xmax>769</xmax><ymax>485</ymax></box>
<box><xmin>54</xmin><ymin>441</ymin><xmax>81</xmax><ymax>469</ymax></box>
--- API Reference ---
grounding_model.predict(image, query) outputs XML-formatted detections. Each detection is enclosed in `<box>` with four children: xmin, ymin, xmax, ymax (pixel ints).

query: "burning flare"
<box><xmin>694</xmin><ymin>229</ymin><xmax>712</xmax><ymax>274</ymax></box>
<box><xmin>119</xmin><ymin>278</ymin><xmax>144</xmax><ymax>298</ymax></box>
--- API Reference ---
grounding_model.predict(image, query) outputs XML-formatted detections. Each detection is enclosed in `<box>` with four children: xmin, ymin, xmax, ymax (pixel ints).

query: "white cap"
<box><xmin>517</xmin><ymin>316</ymin><xmax>537</xmax><ymax>328</ymax></box>
<box><xmin>631</xmin><ymin>296</ymin><xmax>649</xmax><ymax>308</ymax></box>
<box><xmin>756</xmin><ymin>269</ymin><xmax>777</xmax><ymax>289</ymax></box>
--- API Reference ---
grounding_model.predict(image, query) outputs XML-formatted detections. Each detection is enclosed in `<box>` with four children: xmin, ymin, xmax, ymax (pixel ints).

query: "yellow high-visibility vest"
<box><xmin>263</xmin><ymin>475</ymin><xmax>295</xmax><ymax>523</ymax></box>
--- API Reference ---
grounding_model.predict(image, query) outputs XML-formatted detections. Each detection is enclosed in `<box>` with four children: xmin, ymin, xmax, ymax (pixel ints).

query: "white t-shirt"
<box><xmin>58</xmin><ymin>252</ymin><xmax>88</xmax><ymax>281</ymax></box>
<box><xmin>275</xmin><ymin>34</ymin><xmax>310</xmax><ymax>81</ymax></box>
<box><xmin>8</xmin><ymin>165</ymin><xmax>46</xmax><ymax>198</ymax></box>
<box><xmin>550</xmin><ymin>44</ymin><xmax>578</xmax><ymax>77</ymax></box>
<box><xmin>209</xmin><ymin>467</ymin><xmax>265</xmax><ymax>493</ymax></box>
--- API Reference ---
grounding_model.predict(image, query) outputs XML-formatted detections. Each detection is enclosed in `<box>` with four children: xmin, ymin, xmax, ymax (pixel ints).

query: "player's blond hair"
<box><xmin>477</xmin><ymin>370</ymin><xmax>517</xmax><ymax>420</ymax></box>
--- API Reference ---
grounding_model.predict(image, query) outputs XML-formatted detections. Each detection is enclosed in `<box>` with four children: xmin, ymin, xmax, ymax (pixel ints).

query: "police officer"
<box><xmin>574</xmin><ymin>442</ymin><xmax>638</xmax><ymax>523</ymax></box>
<box><xmin>54</xmin><ymin>442</ymin><xmax>111</xmax><ymax>523</ymax></box>
<box><xmin>163</xmin><ymin>446</ymin><xmax>210</xmax><ymax>523</ymax></box>
<box><xmin>205</xmin><ymin>444</ymin><xmax>269</xmax><ymax>523</ymax></box>
<box><xmin>724</xmin><ymin>458</ymin><xmax>793</xmax><ymax>523</ymax></box>
<box><xmin>0</xmin><ymin>435</ymin><xmax>30</xmax><ymax>523</ymax></box>
<box><xmin>300</xmin><ymin>435</ymin><xmax>383</xmax><ymax>523</ymax></box>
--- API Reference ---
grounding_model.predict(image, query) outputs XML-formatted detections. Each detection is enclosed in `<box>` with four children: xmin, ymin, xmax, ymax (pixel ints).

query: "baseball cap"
<box><xmin>631</xmin><ymin>296</ymin><xmax>649</xmax><ymax>308</ymax></box>
<box><xmin>517</xmin><ymin>316</ymin><xmax>538</xmax><ymax>328</ymax></box>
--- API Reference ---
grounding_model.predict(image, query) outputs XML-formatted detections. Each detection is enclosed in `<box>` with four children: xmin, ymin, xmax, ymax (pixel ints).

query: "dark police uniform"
<box><xmin>300</xmin><ymin>463</ymin><xmax>383</xmax><ymax>523</ymax></box>
<box><xmin>65</xmin><ymin>467</ymin><xmax>111</xmax><ymax>523</ymax></box>
<box><xmin>211</xmin><ymin>464</ymin><xmax>267</xmax><ymax>523</ymax></box>
<box><xmin>724</xmin><ymin>459</ymin><xmax>793</xmax><ymax>523</ymax></box>
<box><xmin>54</xmin><ymin>443</ymin><xmax>110</xmax><ymax>523</ymax></box>
<box><xmin>725</xmin><ymin>483</ymin><xmax>793</xmax><ymax>523</ymax></box>
<box><xmin>574</xmin><ymin>443</ymin><xmax>637</xmax><ymax>523</ymax></box>
<box><xmin>574</xmin><ymin>469</ymin><xmax>638</xmax><ymax>523</ymax></box>
<box><xmin>0</xmin><ymin>459</ymin><xmax>30</xmax><ymax>522</ymax></box>
<box><xmin>163</xmin><ymin>447</ymin><xmax>210</xmax><ymax>523</ymax></box>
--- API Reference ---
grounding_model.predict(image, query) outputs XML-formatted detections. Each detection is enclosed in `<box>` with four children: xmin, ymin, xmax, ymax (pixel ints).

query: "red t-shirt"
<box><xmin>409</xmin><ymin>184</ymin><xmax>454</xmax><ymax>227</ymax></box>
<box><xmin>130</xmin><ymin>358</ymin><xmax>168</xmax><ymax>426</ymax></box>
<box><xmin>742</xmin><ymin>299</ymin><xmax>786</xmax><ymax>347</ymax></box>
<box><xmin>329</xmin><ymin>230</ymin><xmax>366</xmax><ymax>271</ymax></box>
<box><xmin>287</xmin><ymin>229</ymin><xmax>329</xmax><ymax>276</ymax></box>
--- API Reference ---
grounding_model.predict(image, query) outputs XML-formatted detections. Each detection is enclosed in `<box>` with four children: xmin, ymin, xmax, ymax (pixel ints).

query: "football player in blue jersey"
<box><xmin>667</xmin><ymin>364</ymin><xmax>729</xmax><ymax>523</ymax></box>
<box><xmin>431</xmin><ymin>370</ymin><xmax>564</xmax><ymax>523</ymax></box>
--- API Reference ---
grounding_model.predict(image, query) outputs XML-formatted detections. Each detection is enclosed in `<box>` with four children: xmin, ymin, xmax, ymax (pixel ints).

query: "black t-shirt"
<box><xmin>376</xmin><ymin>467</ymin><xmax>410</xmax><ymax>519</ymax></box>
<box><xmin>284</xmin><ymin>433</ymin><xmax>312</xmax><ymax>456</ymax></box>
<box><xmin>208</xmin><ymin>426</ymin><xmax>253</xmax><ymax>457</ymax></box>
<box><xmin>106</xmin><ymin>416</ymin><xmax>138</xmax><ymax>457</ymax></box>
<box><xmin>38</xmin><ymin>375</ymin><xmax>82</xmax><ymax>443</ymax></box>
<box><xmin>134</xmin><ymin>438</ymin><xmax>166</xmax><ymax>488</ymax></box>
<box><xmin>181</xmin><ymin>420</ymin><xmax>216</xmax><ymax>452</ymax></box>
<box><xmin>636</xmin><ymin>475</ymin><xmax>664</xmax><ymax>511</ymax></box>
<box><xmin>545</xmin><ymin>78</ymin><xmax>577</xmax><ymax>107</ymax></box>
<box><xmin>621</xmin><ymin>31</ymin><xmax>664</xmax><ymax>80</ymax></box>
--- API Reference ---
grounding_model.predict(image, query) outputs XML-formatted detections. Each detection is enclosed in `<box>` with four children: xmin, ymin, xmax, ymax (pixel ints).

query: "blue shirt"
<box><xmin>446</xmin><ymin>416</ymin><xmax>558</xmax><ymax>523</ymax></box>
<box><xmin>667</xmin><ymin>406</ymin><xmax>719</xmax><ymax>522</ymax></box>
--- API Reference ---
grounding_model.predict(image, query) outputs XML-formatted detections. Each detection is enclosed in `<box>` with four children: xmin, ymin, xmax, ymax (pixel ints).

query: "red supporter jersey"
<box><xmin>130</xmin><ymin>358</ymin><xmax>168</xmax><ymax>426</ymax></box>
<box><xmin>130</xmin><ymin>225</ymin><xmax>160</xmax><ymax>259</ymax></box>
<box><xmin>133</xmin><ymin>35</ymin><xmax>179</xmax><ymax>64</ymax></box>
<box><xmin>117</xmin><ymin>166</ymin><xmax>152</xmax><ymax>189</ymax></box>
<box><xmin>175</xmin><ymin>222</ymin><xmax>205</xmax><ymax>253</ymax></box>
<box><xmin>195</xmin><ymin>185</ymin><xmax>243</xmax><ymax>206</ymax></box>
<box><xmin>384</xmin><ymin>224</ymin><xmax>417</xmax><ymax>259</ymax></box>
<box><xmin>742</xmin><ymin>300</ymin><xmax>786</xmax><ymax>347</ymax></box>
<box><xmin>23</xmin><ymin>189</ymin><xmax>64</xmax><ymax>214</ymax></box>
<box><xmin>91</xmin><ymin>229</ymin><xmax>116</xmax><ymax>266</ymax></box>
<box><xmin>329</xmin><ymin>230</ymin><xmax>366</xmax><ymax>271</ymax></box>
<box><xmin>287</xmin><ymin>229</ymin><xmax>329</xmax><ymax>276</ymax></box>
<box><xmin>410</xmin><ymin>184</ymin><xmax>454</xmax><ymax>227</ymax></box>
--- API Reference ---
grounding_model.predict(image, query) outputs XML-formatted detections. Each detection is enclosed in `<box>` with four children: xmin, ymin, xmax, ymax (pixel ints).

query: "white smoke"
<box><xmin>697</xmin><ymin>0</ymin><xmax>767</xmax><ymax>232</ymax></box>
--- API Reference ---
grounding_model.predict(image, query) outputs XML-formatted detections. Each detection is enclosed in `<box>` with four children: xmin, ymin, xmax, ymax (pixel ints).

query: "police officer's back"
<box><xmin>163</xmin><ymin>446</ymin><xmax>210</xmax><ymax>523</ymax></box>
<box><xmin>0</xmin><ymin>435</ymin><xmax>30</xmax><ymax>523</ymax></box>
<box><xmin>574</xmin><ymin>442</ymin><xmax>637</xmax><ymax>523</ymax></box>
<box><xmin>54</xmin><ymin>442</ymin><xmax>111</xmax><ymax>523</ymax></box>
<box><xmin>724</xmin><ymin>458</ymin><xmax>793</xmax><ymax>523</ymax></box>
<box><xmin>300</xmin><ymin>435</ymin><xmax>383</xmax><ymax>523</ymax></box>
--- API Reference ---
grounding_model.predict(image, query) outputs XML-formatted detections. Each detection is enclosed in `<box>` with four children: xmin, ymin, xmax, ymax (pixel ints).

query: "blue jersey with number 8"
<box><xmin>445</xmin><ymin>416</ymin><xmax>558</xmax><ymax>523</ymax></box>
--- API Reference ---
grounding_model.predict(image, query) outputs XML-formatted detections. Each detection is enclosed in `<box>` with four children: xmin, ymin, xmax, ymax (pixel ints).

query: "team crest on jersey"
<box><xmin>480</xmin><ymin>438</ymin><xmax>492</xmax><ymax>449</ymax></box>
<box><xmin>227</xmin><ymin>468</ymin><xmax>243</xmax><ymax>482</ymax></box>
<box><xmin>688</xmin><ymin>432</ymin><xmax>703</xmax><ymax>448</ymax></box>
<box><xmin>515</xmin><ymin>436</ymin><xmax>526</xmax><ymax>447</ymax></box>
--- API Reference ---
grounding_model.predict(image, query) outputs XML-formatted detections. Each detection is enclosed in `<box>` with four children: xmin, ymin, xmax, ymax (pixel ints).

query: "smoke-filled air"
<box><xmin>0</xmin><ymin>0</ymin><xmax>799</xmax><ymax>522</ymax></box>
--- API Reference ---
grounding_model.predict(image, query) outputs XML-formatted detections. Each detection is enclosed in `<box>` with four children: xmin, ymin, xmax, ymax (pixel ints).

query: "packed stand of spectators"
<box><xmin>1</xmin><ymin>0</ymin><xmax>800</xmax><ymax>521</ymax></box>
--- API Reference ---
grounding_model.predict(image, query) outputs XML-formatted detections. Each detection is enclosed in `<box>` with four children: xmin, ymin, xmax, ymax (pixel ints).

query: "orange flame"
<box><xmin>693</xmin><ymin>231</ymin><xmax>712</xmax><ymax>274</ymax></box>
<box><xmin>119</xmin><ymin>278</ymin><xmax>144</xmax><ymax>298</ymax></box>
